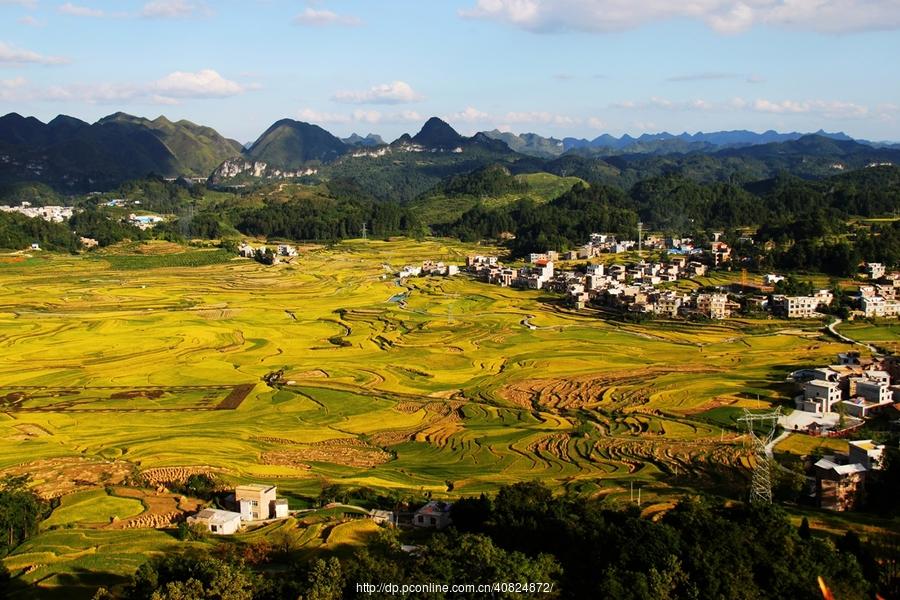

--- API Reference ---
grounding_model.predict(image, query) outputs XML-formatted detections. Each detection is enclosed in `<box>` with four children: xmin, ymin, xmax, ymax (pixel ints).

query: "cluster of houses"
<box><xmin>785</xmin><ymin>351</ymin><xmax>897</xmax><ymax>511</ymax></box>
<box><xmin>465</xmin><ymin>249</ymin><xmax>742</xmax><ymax>318</ymax></box>
<box><xmin>187</xmin><ymin>484</ymin><xmax>290</xmax><ymax>535</ymax></box>
<box><xmin>0</xmin><ymin>202</ymin><xmax>73</xmax><ymax>223</ymax></box>
<box><xmin>792</xmin><ymin>353</ymin><xmax>899</xmax><ymax>423</ymax></box>
<box><xmin>237</xmin><ymin>242</ymin><xmax>298</xmax><ymax>264</ymax></box>
<box><xmin>397</xmin><ymin>260</ymin><xmax>459</xmax><ymax>278</ymax></box>
<box><xmin>463</xmin><ymin>232</ymin><xmax>894</xmax><ymax>321</ymax></box>
<box><xmin>858</xmin><ymin>263</ymin><xmax>900</xmax><ymax>318</ymax></box>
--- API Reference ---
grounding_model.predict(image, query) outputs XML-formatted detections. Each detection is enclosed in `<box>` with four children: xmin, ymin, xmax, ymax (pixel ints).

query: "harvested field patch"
<box><xmin>0</xmin><ymin>384</ymin><xmax>254</xmax><ymax>412</ymax></box>
<box><xmin>501</xmin><ymin>367</ymin><xmax>721</xmax><ymax>411</ymax></box>
<box><xmin>682</xmin><ymin>396</ymin><xmax>740</xmax><ymax>415</ymax></box>
<box><xmin>106</xmin><ymin>486</ymin><xmax>203</xmax><ymax>529</ymax></box>
<box><xmin>293</xmin><ymin>369</ymin><xmax>329</xmax><ymax>379</ymax></box>
<box><xmin>1</xmin><ymin>457</ymin><xmax>135</xmax><ymax>499</ymax></box>
<box><xmin>141</xmin><ymin>466</ymin><xmax>225</xmax><ymax>487</ymax></box>
<box><xmin>262</xmin><ymin>439</ymin><xmax>393</xmax><ymax>469</ymax></box>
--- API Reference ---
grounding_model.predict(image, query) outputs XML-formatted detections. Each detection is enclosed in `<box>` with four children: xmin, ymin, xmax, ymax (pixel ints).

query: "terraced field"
<box><xmin>0</xmin><ymin>237</ymin><xmax>880</xmax><ymax>597</ymax></box>
<box><xmin>0</xmin><ymin>237</ymin><xmax>852</xmax><ymax>501</ymax></box>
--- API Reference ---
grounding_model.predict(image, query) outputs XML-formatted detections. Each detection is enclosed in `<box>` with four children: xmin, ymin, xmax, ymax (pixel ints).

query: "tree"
<box><xmin>0</xmin><ymin>475</ymin><xmax>46</xmax><ymax>554</ymax></box>
<box><xmin>127</xmin><ymin>553</ymin><xmax>256</xmax><ymax>600</ymax></box>
<box><xmin>306</xmin><ymin>557</ymin><xmax>343</xmax><ymax>600</ymax></box>
<box><xmin>799</xmin><ymin>517</ymin><xmax>811</xmax><ymax>540</ymax></box>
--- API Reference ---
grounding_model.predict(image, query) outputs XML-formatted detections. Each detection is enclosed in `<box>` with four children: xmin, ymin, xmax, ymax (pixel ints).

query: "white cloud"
<box><xmin>18</xmin><ymin>15</ymin><xmax>42</xmax><ymax>26</ymax></box>
<box><xmin>503</xmin><ymin>110</ymin><xmax>579</xmax><ymax>125</ymax></box>
<box><xmin>332</xmin><ymin>81</ymin><xmax>424</xmax><ymax>105</ymax></box>
<box><xmin>460</xmin><ymin>0</ymin><xmax>900</xmax><ymax>34</ymax></box>
<box><xmin>297</xmin><ymin>108</ymin><xmax>423</xmax><ymax>126</ymax></box>
<box><xmin>1</xmin><ymin>69</ymin><xmax>252</xmax><ymax>104</ymax></box>
<box><xmin>297</xmin><ymin>108</ymin><xmax>351</xmax><ymax>124</ymax></box>
<box><xmin>0</xmin><ymin>76</ymin><xmax>26</xmax><ymax>101</ymax></box>
<box><xmin>612</xmin><ymin>97</ymin><xmax>714</xmax><ymax>111</ymax></box>
<box><xmin>587</xmin><ymin>117</ymin><xmax>605</xmax><ymax>129</ymax></box>
<box><xmin>0</xmin><ymin>0</ymin><xmax>37</xmax><ymax>7</ymax></box>
<box><xmin>444</xmin><ymin>106</ymin><xmax>583</xmax><ymax>129</ymax></box>
<box><xmin>141</xmin><ymin>0</ymin><xmax>204</xmax><ymax>19</ymax></box>
<box><xmin>446</xmin><ymin>107</ymin><xmax>491</xmax><ymax>123</ymax></box>
<box><xmin>614</xmin><ymin>94</ymin><xmax>871</xmax><ymax>120</ymax></box>
<box><xmin>750</xmin><ymin>98</ymin><xmax>869</xmax><ymax>118</ymax></box>
<box><xmin>153</xmin><ymin>69</ymin><xmax>247</xmax><ymax>99</ymax></box>
<box><xmin>0</xmin><ymin>41</ymin><xmax>69</xmax><ymax>66</ymax></box>
<box><xmin>59</xmin><ymin>2</ymin><xmax>104</xmax><ymax>17</ymax></box>
<box><xmin>293</xmin><ymin>8</ymin><xmax>361</xmax><ymax>27</ymax></box>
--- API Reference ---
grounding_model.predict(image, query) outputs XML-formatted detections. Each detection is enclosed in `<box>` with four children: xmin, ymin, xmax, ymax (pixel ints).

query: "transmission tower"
<box><xmin>637</xmin><ymin>221</ymin><xmax>643</xmax><ymax>255</ymax></box>
<box><xmin>737</xmin><ymin>407</ymin><xmax>781</xmax><ymax>504</ymax></box>
<box><xmin>361</xmin><ymin>222</ymin><xmax>367</xmax><ymax>240</ymax></box>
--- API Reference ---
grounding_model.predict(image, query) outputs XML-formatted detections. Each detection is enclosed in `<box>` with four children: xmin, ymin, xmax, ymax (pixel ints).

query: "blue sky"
<box><xmin>1</xmin><ymin>0</ymin><xmax>899</xmax><ymax>144</ymax></box>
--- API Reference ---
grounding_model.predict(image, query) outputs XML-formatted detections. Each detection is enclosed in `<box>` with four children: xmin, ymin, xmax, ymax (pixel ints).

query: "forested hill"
<box><xmin>244</xmin><ymin>119</ymin><xmax>349</xmax><ymax>168</ymax></box>
<box><xmin>0</xmin><ymin>112</ymin><xmax>242</xmax><ymax>190</ymax></box>
<box><xmin>437</xmin><ymin>165</ymin><xmax>900</xmax><ymax>269</ymax></box>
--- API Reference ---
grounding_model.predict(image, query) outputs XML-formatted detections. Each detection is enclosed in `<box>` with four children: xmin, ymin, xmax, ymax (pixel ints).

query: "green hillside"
<box><xmin>98</xmin><ymin>113</ymin><xmax>243</xmax><ymax>176</ymax></box>
<box><xmin>410</xmin><ymin>171</ymin><xmax>586</xmax><ymax>225</ymax></box>
<box><xmin>245</xmin><ymin>119</ymin><xmax>348</xmax><ymax>168</ymax></box>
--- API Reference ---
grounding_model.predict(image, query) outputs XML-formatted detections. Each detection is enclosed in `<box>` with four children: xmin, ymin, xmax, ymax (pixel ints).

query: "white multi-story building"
<box><xmin>797</xmin><ymin>379</ymin><xmax>842</xmax><ymax>414</ymax></box>
<box><xmin>866</xmin><ymin>263</ymin><xmax>886</xmax><ymax>280</ymax></box>
<box><xmin>861</xmin><ymin>295</ymin><xmax>900</xmax><ymax>318</ymax></box>
<box><xmin>774</xmin><ymin>295</ymin><xmax>826</xmax><ymax>319</ymax></box>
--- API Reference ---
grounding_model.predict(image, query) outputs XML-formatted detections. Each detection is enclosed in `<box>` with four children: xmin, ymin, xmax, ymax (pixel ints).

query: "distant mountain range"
<box><xmin>0</xmin><ymin>112</ymin><xmax>241</xmax><ymax>189</ymax></box>
<box><xmin>483</xmin><ymin>128</ymin><xmax>900</xmax><ymax>158</ymax></box>
<box><xmin>1</xmin><ymin>110</ymin><xmax>899</xmax><ymax>194</ymax></box>
<box><xmin>342</xmin><ymin>133</ymin><xmax>385</xmax><ymax>147</ymax></box>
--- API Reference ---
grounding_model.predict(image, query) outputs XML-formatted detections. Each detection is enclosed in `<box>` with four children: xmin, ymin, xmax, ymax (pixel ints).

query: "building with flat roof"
<box><xmin>236</xmin><ymin>484</ymin><xmax>278</xmax><ymax>521</ymax></box>
<box><xmin>797</xmin><ymin>379</ymin><xmax>842</xmax><ymax>414</ymax></box>
<box><xmin>187</xmin><ymin>509</ymin><xmax>242</xmax><ymax>535</ymax></box>
<box><xmin>848</xmin><ymin>440</ymin><xmax>885</xmax><ymax>470</ymax></box>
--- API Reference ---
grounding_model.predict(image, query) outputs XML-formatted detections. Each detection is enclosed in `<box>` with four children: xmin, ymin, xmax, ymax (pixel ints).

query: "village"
<box><xmin>391</xmin><ymin>231</ymin><xmax>900</xmax><ymax>322</ymax></box>
<box><xmin>0</xmin><ymin>202</ymin><xmax>73</xmax><ymax>223</ymax></box>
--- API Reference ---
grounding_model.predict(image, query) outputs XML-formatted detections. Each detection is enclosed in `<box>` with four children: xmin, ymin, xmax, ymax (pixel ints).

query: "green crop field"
<box><xmin>835</xmin><ymin>320</ymin><xmax>900</xmax><ymax>353</ymax></box>
<box><xmin>0</xmin><ymin>237</ymin><xmax>870</xmax><ymax>596</ymax></box>
<box><xmin>41</xmin><ymin>489</ymin><xmax>146</xmax><ymax>530</ymax></box>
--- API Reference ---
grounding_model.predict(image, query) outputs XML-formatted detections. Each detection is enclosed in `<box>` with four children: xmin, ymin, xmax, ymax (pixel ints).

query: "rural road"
<box><xmin>824</xmin><ymin>318</ymin><xmax>879</xmax><ymax>354</ymax></box>
<box><xmin>765</xmin><ymin>430</ymin><xmax>791</xmax><ymax>459</ymax></box>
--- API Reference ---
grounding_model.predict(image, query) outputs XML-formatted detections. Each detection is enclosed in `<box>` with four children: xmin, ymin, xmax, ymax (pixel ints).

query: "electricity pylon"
<box><xmin>737</xmin><ymin>407</ymin><xmax>781</xmax><ymax>504</ymax></box>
